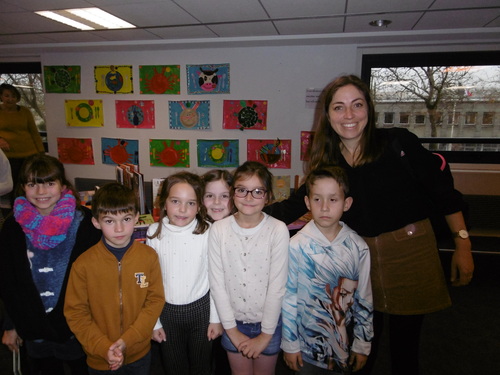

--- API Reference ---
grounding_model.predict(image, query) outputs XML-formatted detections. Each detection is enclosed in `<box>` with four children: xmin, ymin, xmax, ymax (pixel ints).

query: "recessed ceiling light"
<box><xmin>369</xmin><ymin>19</ymin><xmax>392</xmax><ymax>27</ymax></box>
<box><xmin>35</xmin><ymin>7</ymin><xmax>135</xmax><ymax>31</ymax></box>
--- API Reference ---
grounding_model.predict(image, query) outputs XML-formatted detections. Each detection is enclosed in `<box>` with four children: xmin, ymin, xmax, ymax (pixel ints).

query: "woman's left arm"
<box><xmin>445</xmin><ymin>211</ymin><xmax>474</xmax><ymax>287</ymax></box>
<box><xmin>25</xmin><ymin>108</ymin><xmax>45</xmax><ymax>153</ymax></box>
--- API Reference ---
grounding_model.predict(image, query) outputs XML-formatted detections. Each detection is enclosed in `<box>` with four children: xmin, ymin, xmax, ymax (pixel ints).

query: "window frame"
<box><xmin>361</xmin><ymin>51</ymin><xmax>500</xmax><ymax>164</ymax></box>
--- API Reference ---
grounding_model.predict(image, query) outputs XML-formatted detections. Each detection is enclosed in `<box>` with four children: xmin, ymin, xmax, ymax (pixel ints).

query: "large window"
<box><xmin>362</xmin><ymin>51</ymin><xmax>500</xmax><ymax>163</ymax></box>
<box><xmin>0</xmin><ymin>62</ymin><xmax>46</xmax><ymax>150</ymax></box>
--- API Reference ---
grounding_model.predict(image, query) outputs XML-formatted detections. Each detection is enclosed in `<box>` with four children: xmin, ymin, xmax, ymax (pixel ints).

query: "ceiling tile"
<box><xmin>145</xmin><ymin>25</ymin><xmax>218</xmax><ymax>39</ymax></box>
<box><xmin>345</xmin><ymin>13</ymin><xmax>424</xmax><ymax>33</ymax></box>
<box><xmin>172</xmin><ymin>0</ymin><xmax>269</xmax><ymax>23</ymax></box>
<box><xmin>430</xmin><ymin>0</ymin><xmax>500</xmax><ymax>10</ymax></box>
<box><xmin>415</xmin><ymin>9</ymin><xmax>500</xmax><ymax>30</ymax></box>
<box><xmin>7</xmin><ymin>0</ymin><xmax>96</xmax><ymax>11</ymax></box>
<box><xmin>100</xmin><ymin>3</ymin><xmax>200</xmax><ymax>27</ymax></box>
<box><xmin>0</xmin><ymin>12</ymin><xmax>74</xmax><ymax>33</ymax></box>
<box><xmin>274</xmin><ymin>18</ymin><xmax>344</xmax><ymax>35</ymax></box>
<box><xmin>260</xmin><ymin>0</ymin><xmax>345</xmax><ymax>18</ymax></box>
<box><xmin>209</xmin><ymin>21</ymin><xmax>278</xmax><ymax>37</ymax></box>
<box><xmin>94</xmin><ymin>28</ymin><xmax>163</xmax><ymax>42</ymax></box>
<box><xmin>38</xmin><ymin>31</ymin><xmax>108</xmax><ymax>43</ymax></box>
<box><xmin>0</xmin><ymin>33</ymin><xmax>56</xmax><ymax>44</ymax></box>
<box><xmin>346</xmin><ymin>0</ymin><xmax>434</xmax><ymax>13</ymax></box>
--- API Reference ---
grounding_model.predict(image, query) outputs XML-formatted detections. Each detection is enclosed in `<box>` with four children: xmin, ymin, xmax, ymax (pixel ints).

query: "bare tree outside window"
<box><xmin>371</xmin><ymin>65</ymin><xmax>499</xmax><ymax>139</ymax></box>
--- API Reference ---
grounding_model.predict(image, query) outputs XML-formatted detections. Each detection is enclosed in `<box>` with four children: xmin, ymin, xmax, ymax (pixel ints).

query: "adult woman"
<box><xmin>0</xmin><ymin>83</ymin><xmax>45</xmax><ymax>207</ymax></box>
<box><xmin>266</xmin><ymin>75</ymin><xmax>473</xmax><ymax>375</ymax></box>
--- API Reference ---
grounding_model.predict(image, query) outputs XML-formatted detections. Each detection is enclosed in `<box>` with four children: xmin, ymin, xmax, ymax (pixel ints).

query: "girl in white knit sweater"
<box><xmin>147</xmin><ymin>172</ymin><xmax>222</xmax><ymax>375</ymax></box>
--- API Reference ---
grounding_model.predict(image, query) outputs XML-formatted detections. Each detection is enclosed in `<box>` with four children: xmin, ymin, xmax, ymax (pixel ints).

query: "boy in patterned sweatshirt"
<box><xmin>281</xmin><ymin>166</ymin><xmax>373</xmax><ymax>374</ymax></box>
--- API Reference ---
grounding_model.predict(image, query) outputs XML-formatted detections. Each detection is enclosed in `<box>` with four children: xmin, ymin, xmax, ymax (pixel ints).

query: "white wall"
<box><xmin>37</xmin><ymin>37</ymin><xmax>499</xmax><ymax>187</ymax></box>
<box><xmin>41</xmin><ymin>44</ymin><xmax>358</xmax><ymax>184</ymax></box>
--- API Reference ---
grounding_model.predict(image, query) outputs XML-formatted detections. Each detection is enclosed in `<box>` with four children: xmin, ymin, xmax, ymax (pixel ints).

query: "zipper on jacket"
<box><xmin>118</xmin><ymin>261</ymin><xmax>124</xmax><ymax>335</ymax></box>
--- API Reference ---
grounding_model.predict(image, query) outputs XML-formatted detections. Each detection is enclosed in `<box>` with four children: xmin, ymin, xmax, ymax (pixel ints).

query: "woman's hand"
<box><xmin>445</xmin><ymin>212</ymin><xmax>474</xmax><ymax>286</ymax></box>
<box><xmin>451</xmin><ymin>239</ymin><xmax>474</xmax><ymax>286</ymax></box>
<box><xmin>2</xmin><ymin>329</ymin><xmax>22</xmax><ymax>353</ymax></box>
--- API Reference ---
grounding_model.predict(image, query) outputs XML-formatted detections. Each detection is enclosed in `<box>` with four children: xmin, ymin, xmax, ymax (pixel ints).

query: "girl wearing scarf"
<box><xmin>0</xmin><ymin>154</ymin><xmax>102</xmax><ymax>374</ymax></box>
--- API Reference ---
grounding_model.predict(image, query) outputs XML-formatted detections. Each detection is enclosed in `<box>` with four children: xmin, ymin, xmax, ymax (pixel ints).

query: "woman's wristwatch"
<box><xmin>453</xmin><ymin>229</ymin><xmax>469</xmax><ymax>239</ymax></box>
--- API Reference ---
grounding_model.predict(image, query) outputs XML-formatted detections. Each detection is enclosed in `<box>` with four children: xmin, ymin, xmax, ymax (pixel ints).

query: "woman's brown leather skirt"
<box><xmin>363</xmin><ymin>218</ymin><xmax>451</xmax><ymax>315</ymax></box>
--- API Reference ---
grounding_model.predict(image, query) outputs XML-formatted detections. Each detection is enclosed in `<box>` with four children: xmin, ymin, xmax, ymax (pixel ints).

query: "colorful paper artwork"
<box><xmin>197</xmin><ymin>139</ymin><xmax>239</xmax><ymax>168</ymax></box>
<box><xmin>247</xmin><ymin>138</ymin><xmax>291</xmax><ymax>169</ymax></box>
<box><xmin>223</xmin><ymin>100</ymin><xmax>267</xmax><ymax>131</ymax></box>
<box><xmin>65</xmin><ymin>100</ymin><xmax>103</xmax><ymax>127</ymax></box>
<box><xmin>300</xmin><ymin>131</ymin><xmax>315</xmax><ymax>161</ymax></box>
<box><xmin>115</xmin><ymin>100</ymin><xmax>155</xmax><ymax>129</ymax></box>
<box><xmin>150</xmin><ymin>139</ymin><xmax>190</xmax><ymax>168</ymax></box>
<box><xmin>94</xmin><ymin>65</ymin><xmax>133</xmax><ymax>94</ymax></box>
<box><xmin>44</xmin><ymin>65</ymin><xmax>81</xmax><ymax>93</ymax></box>
<box><xmin>139</xmin><ymin>65</ymin><xmax>180</xmax><ymax>94</ymax></box>
<box><xmin>101</xmin><ymin>138</ymin><xmax>139</xmax><ymax>165</ymax></box>
<box><xmin>273</xmin><ymin>175</ymin><xmax>291</xmax><ymax>202</ymax></box>
<box><xmin>169</xmin><ymin>101</ymin><xmax>210</xmax><ymax>130</ymax></box>
<box><xmin>57</xmin><ymin>138</ymin><xmax>94</xmax><ymax>165</ymax></box>
<box><xmin>187</xmin><ymin>64</ymin><xmax>230</xmax><ymax>94</ymax></box>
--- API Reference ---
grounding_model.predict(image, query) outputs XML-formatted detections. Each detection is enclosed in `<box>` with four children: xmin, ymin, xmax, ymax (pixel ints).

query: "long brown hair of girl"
<box><xmin>148</xmin><ymin>171</ymin><xmax>209</xmax><ymax>239</ymax></box>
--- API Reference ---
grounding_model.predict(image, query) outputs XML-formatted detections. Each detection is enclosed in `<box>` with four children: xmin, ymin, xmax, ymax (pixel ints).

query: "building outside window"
<box><xmin>415</xmin><ymin>114</ymin><xmax>426</xmax><ymax>125</ymax></box>
<box><xmin>465</xmin><ymin>112</ymin><xmax>477</xmax><ymax>125</ymax></box>
<box><xmin>384</xmin><ymin>112</ymin><xmax>394</xmax><ymax>124</ymax></box>
<box><xmin>482</xmin><ymin>112</ymin><xmax>494</xmax><ymax>125</ymax></box>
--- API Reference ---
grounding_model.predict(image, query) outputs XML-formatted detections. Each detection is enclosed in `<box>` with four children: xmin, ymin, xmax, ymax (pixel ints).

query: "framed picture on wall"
<box><xmin>101</xmin><ymin>138</ymin><xmax>139</xmax><ymax>165</ymax></box>
<box><xmin>139</xmin><ymin>65</ymin><xmax>180</xmax><ymax>94</ymax></box>
<box><xmin>223</xmin><ymin>100</ymin><xmax>268</xmax><ymax>131</ymax></box>
<box><xmin>300</xmin><ymin>131</ymin><xmax>315</xmax><ymax>161</ymax></box>
<box><xmin>247</xmin><ymin>138</ymin><xmax>291</xmax><ymax>169</ymax></box>
<box><xmin>57</xmin><ymin>137</ymin><xmax>94</xmax><ymax>165</ymax></box>
<box><xmin>43</xmin><ymin>65</ymin><xmax>81</xmax><ymax>93</ymax></box>
<box><xmin>149</xmin><ymin>139</ymin><xmax>190</xmax><ymax>168</ymax></box>
<box><xmin>65</xmin><ymin>100</ymin><xmax>103</xmax><ymax>127</ymax></box>
<box><xmin>115</xmin><ymin>100</ymin><xmax>155</xmax><ymax>129</ymax></box>
<box><xmin>197</xmin><ymin>139</ymin><xmax>239</xmax><ymax>168</ymax></box>
<box><xmin>95</xmin><ymin>65</ymin><xmax>133</xmax><ymax>94</ymax></box>
<box><xmin>186</xmin><ymin>63</ymin><xmax>230</xmax><ymax>94</ymax></box>
<box><xmin>169</xmin><ymin>100</ymin><xmax>210</xmax><ymax>130</ymax></box>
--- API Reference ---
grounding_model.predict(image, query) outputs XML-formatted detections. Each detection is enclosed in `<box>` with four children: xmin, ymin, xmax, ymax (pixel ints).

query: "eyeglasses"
<box><xmin>233</xmin><ymin>187</ymin><xmax>267</xmax><ymax>199</ymax></box>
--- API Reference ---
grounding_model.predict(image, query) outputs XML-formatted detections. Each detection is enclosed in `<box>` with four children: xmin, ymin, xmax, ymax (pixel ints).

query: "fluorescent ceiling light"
<box><xmin>35</xmin><ymin>7</ymin><xmax>135</xmax><ymax>31</ymax></box>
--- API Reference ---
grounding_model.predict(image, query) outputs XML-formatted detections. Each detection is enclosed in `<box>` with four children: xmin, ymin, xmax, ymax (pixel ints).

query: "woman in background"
<box><xmin>0</xmin><ymin>83</ymin><xmax>45</xmax><ymax>210</ymax></box>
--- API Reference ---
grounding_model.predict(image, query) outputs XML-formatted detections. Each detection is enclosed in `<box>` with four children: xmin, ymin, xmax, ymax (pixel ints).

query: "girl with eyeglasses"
<box><xmin>208</xmin><ymin>161</ymin><xmax>289</xmax><ymax>375</ymax></box>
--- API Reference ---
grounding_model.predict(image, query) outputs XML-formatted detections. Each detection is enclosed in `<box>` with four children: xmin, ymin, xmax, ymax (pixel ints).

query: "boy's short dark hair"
<box><xmin>91</xmin><ymin>182</ymin><xmax>139</xmax><ymax>219</ymax></box>
<box><xmin>305</xmin><ymin>166</ymin><xmax>350</xmax><ymax>198</ymax></box>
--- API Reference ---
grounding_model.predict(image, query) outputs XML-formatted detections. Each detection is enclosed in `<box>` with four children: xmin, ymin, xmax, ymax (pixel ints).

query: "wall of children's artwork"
<box><xmin>41</xmin><ymin>44</ymin><xmax>358</xmax><ymax>189</ymax></box>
